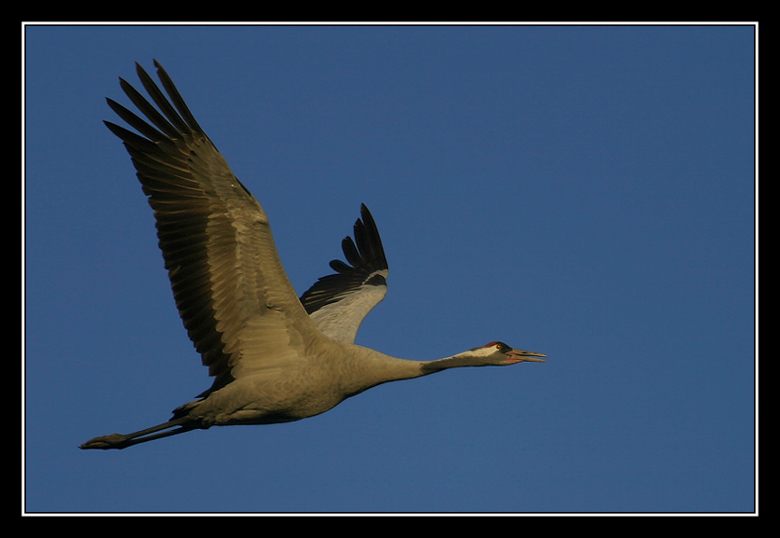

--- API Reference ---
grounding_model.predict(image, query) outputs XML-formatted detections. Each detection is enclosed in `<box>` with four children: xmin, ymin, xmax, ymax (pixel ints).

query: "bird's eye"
<box><xmin>482</xmin><ymin>341</ymin><xmax>509</xmax><ymax>353</ymax></box>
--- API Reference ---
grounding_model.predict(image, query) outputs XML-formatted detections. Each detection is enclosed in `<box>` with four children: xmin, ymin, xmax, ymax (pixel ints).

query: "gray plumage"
<box><xmin>81</xmin><ymin>61</ymin><xmax>544</xmax><ymax>450</ymax></box>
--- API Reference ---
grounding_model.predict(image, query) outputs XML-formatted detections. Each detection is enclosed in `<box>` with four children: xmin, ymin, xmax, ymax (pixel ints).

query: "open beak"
<box><xmin>506</xmin><ymin>349</ymin><xmax>546</xmax><ymax>363</ymax></box>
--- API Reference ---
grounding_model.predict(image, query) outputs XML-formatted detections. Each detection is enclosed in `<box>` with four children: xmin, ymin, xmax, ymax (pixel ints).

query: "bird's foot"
<box><xmin>80</xmin><ymin>433</ymin><xmax>127</xmax><ymax>450</ymax></box>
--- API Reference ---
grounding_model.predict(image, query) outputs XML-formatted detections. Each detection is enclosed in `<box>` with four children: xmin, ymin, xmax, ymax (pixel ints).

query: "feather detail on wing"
<box><xmin>105</xmin><ymin>61</ymin><xmax>319</xmax><ymax>386</ymax></box>
<box><xmin>300</xmin><ymin>204</ymin><xmax>389</xmax><ymax>343</ymax></box>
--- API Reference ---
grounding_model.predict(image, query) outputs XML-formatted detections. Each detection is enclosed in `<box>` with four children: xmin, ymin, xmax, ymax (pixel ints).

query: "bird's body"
<box><xmin>80</xmin><ymin>61</ymin><xmax>544</xmax><ymax>450</ymax></box>
<box><xmin>180</xmin><ymin>346</ymin><xmax>419</xmax><ymax>427</ymax></box>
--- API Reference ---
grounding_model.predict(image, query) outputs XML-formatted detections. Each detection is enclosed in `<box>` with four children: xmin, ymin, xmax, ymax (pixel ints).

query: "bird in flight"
<box><xmin>80</xmin><ymin>61</ymin><xmax>545</xmax><ymax>450</ymax></box>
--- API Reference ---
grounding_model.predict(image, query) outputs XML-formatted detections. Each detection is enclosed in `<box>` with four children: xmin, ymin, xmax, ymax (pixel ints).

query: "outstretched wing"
<box><xmin>300</xmin><ymin>204</ymin><xmax>389</xmax><ymax>343</ymax></box>
<box><xmin>105</xmin><ymin>61</ymin><xmax>319</xmax><ymax>385</ymax></box>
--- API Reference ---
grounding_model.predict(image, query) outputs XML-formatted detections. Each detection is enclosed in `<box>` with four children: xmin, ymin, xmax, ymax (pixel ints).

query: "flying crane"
<box><xmin>80</xmin><ymin>61</ymin><xmax>545</xmax><ymax>450</ymax></box>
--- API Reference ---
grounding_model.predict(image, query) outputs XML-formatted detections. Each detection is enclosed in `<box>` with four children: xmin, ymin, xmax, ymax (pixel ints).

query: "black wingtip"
<box><xmin>103</xmin><ymin>119</ymin><xmax>130</xmax><ymax>141</ymax></box>
<box><xmin>353</xmin><ymin>203</ymin><xmax>388</xmax><ymax>272</ymax></box>
<box><xmin>134</xmin><ymin>61</ymin><xmax>149</xmax><ymax>78</ymax></box>
<box><xmin>103</xmin><ymin>119</ymin><xmax>126</xmax><ymax>137</ymax></box>
<box><xmin>359</xmin><ymin>203</ymin><xmax>379</xmax><ymax>231</ymax></box>
<box><xmin>360</xmin><ymin>203</ymin><xmax>372</xmax><ymax>221</ymax></box>
<box><xmin>152</xmin><ymin>60</ymin><xmax>167</xmax><ymax>80</ymax></box>
<box><xmin>105</xmin><ymin>96</ymin><xmax>125</xmax><ymax>113</ymax></box>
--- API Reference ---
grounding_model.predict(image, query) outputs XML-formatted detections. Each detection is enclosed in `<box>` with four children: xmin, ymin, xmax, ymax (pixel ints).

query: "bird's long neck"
<box><xmin>419</xmin><ymin>354</ymin><xmax>487</xmax><ymax>374</ymax></box>
<box><xmin>343</xmin><ymin>346</ymin><xmax>485</xmax><ymax>396</ymax></box>
<box><xmin>343</xmin><ymin>346</ymin><xmax>425</xmax><ymax>393</ymax></box>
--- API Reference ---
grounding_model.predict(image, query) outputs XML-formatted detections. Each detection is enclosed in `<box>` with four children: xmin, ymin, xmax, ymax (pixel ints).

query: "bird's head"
<box><xmin>420</xmin><ymin>341</ymin><xmax>546</xmax><ymax>373</ymax></box>
<box><xmin>460</xmin><ymin>341</ymin><xmax>546</xmax><ymax>366</ymax></box>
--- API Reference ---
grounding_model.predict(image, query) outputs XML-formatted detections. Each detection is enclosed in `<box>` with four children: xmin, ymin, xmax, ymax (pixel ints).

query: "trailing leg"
<box><xmin>80</xmin><ymin>417</ymin><xmax>199</xmax><ymax>450</ymax></box>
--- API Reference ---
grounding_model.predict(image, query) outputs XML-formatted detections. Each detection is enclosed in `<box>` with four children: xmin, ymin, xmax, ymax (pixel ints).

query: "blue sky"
<box><xmin>24</xmin><ymin>24</ymin><xmax>755</xmax><ymax>514</ymax></box>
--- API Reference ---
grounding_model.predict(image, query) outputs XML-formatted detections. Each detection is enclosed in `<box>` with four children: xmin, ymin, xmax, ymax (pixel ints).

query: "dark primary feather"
<box><xmin>105</xmin><ymin>60</ymin><xmax>314</xmax><ymax>383</ymax></box>
<box><xmin>300</xmin><ymin>204</ymin><xmax>389</xmax><ymax>315</ymax></box>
